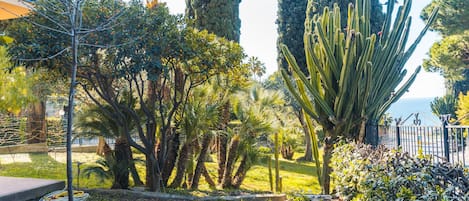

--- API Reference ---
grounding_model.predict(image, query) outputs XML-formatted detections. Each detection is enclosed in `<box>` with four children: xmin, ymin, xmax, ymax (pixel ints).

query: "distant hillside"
<box><xmin>387</xmin><ymin>97</ymin><xmax>441</xmax><ymax>126</ymax></box>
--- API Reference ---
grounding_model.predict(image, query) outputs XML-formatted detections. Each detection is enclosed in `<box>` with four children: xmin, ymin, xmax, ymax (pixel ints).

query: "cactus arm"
<box><xmin>281</xmin><ymin>69</ymin><xmax>320</xmax><ymax>120</ymax></box>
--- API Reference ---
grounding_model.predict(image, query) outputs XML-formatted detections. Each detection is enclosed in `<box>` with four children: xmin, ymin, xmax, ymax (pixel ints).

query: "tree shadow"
<box><xmin>257</xmin><ymin>157</ymin><xmax>319</xmax><ymax>176</ymax></box>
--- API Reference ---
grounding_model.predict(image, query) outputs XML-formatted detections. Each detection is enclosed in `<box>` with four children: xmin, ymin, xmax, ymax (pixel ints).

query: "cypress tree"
<box><xmin>186</xmin><ymin>0</ymin><xmax>241</xmax><ymax>42</ymax></box>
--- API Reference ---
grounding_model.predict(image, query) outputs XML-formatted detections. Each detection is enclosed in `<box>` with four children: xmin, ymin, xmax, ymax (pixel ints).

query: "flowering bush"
<box><xmin>331</xmin><ymin>143</ymin><xmax>469</xmax><ymax>200</ymax></box>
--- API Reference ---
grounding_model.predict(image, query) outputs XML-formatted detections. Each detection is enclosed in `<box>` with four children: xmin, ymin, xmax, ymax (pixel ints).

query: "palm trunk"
<box><xmin>202</xmin><ymin>164</ymin><xmax>216</xmax><ymax>188</ymax></box>
<box><xmin>217</xmin><ymin>101</ymin><xmax>230</xmax><ymax>184</ymax></box>
<box><xmin>169</xmin><ymin>142</ymin><xmax>191</xmax><ymax>188</ymax></box>
<box><xmin>191</xmin><ymin>133</ymin><xmax>212</xmax><ymax>189</ymax></box>
<box><xmin>232</xmin><ymin>153</ymin><xmax>250</xmax><ymax>188</ymax></box>
<box><xmin>222</xmin><ymin>135</ymin><xmax>240</xmax><ymax>188</ymax></box>
<box><xmin>112</xmin><ymin>137</ymin><xmax>129</xmax><ymax>189</ymax></box>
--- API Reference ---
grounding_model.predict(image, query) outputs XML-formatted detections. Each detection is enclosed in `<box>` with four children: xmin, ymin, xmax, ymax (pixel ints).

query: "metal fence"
<box><xmin>0</xmin><ymin>114</ymin><xmax>118</xmax><ymax>149</ymax></box>
<box><xmin>380</xmin><ymin>123</ymin><xmax>469</xmax><ymax>166</ymax></box>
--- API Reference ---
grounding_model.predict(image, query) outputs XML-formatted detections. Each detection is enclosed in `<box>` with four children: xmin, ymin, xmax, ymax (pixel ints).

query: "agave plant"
<box><xmin>281</xmin><ymin>0</ymin><xmax>438</xmax><ymax>193</ymax></box>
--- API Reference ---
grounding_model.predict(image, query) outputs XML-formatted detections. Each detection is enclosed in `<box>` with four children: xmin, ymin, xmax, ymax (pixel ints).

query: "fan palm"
<box><xmin>169</xmin><ymin>85</ymin><xmax>220</xmax><ymax>188</ymax></box>
<box><xmin>75</xmin><ymin>99</ymin><xmax>143</xmax><ymax>189</ymax></box>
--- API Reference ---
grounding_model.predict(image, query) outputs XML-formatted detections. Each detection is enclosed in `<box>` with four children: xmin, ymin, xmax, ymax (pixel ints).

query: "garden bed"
<box><xmin>85</xmin><ymin>188</ymin><xmax>286</xmax><ymax>201</ymax></box>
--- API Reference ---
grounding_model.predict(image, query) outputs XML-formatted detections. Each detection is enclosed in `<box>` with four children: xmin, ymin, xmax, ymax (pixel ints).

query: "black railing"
<box><xmin>381</xmin><ymin>124</ymin><xmax>469</xmax><ymax>166</ymax></box>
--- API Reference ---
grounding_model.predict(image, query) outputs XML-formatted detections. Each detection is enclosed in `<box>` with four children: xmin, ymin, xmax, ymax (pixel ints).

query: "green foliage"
<box><xmin>431</xmin><ymin>94</ymin><xmax>457</xmax><ymax>118</ymax></box>
<box><xmin>82</xmin><ymin>158</ymin><xmax>113</xmax><ymax>184</ymax></box>
<box><xmin>5</xmin><ymin>0</ymin><xmax>123</xmax><ymax>72</ymax></box>
<box><xmin>421</xmin><ymin>0</ymin><xmax>469</xmax><ymax>95</ymax></box>
<box><xmin>0</xmin><ymin>46</ymin><xmax>36</xmax><ymax>114</ymax></box>
<box><xmin>456</xmin><ymin>92</ymin><xmax>469</xmax><ymax>125</ymax></box>
<box><xmin>186</xmin><ymin>0</ymin><xmax>241</xmax><ymax>42</ymax></box>
<box><xmin>422</xmin><ymin>31</ymin><xmax>469</xmax><ymax>82</ymax></box>
<box><xmin>331</xmin><ymin>143</ymin><xmax>469</xmax><ymax>200</ymax></box>
<box><xmin>421</xmin><ymin>0</ymin><xmax>469</xmax><ymax>36</ymax></box>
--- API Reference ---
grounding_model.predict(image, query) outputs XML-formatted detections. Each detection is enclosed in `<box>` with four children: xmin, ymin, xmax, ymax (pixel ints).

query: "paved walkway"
<box><xmin>0</xmin><ymin>176</ymin><xmax>65</xmax><ymax>201</ymax></box>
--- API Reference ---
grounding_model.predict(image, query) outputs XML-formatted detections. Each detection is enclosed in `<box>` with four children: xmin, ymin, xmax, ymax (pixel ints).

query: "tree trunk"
<box><xmin>365</xmin><ymin>121</ymin><xmax>379</xmax><ymax>147</ymax></box>
<box><xmin>222</xmin><ymin>135</ymin><xmax>240</xmax><ymax>188</ymax></box>
<box><xmin>191</xmin><ymin>133</ymin><xmax>212</xmax><ymax>189</ymax></box>
<box><xmin>169</xmin><ymin>142</ymin><xmax>191</xmax><ymax>188</ymax></box>
<box><xmin>27</xmin><ymin>101</ymin><xmax>46</xmax><ymax>144</ymax></box>
<box><xmin>202</xmin><ymin>164</ymin><xmax>216</xmax><ymax>188</ymax></box>
<box><xmin>298</xmin><ymin>110</ymin><xmax>313</xmax><ymax>161</ymax></box>
<box><xmin>145</xmin><ymin>152</ymin><xmax>160</xmax><ymax>191</ymax></box>
<box><xmin>112</xmin><ymin>137</ymin><xmax>130</xmax><ymax>189</ymax></box>
<box><xmin>217</xmin><ymin>101</ymin><xmax>230</xmax><ymax>184</ymax></box>
<box><xmin>232</xmin><ymin>153</ymin><xmax>250</xmax><ymax>188</ymax></box>
<box><xmin>127</xmin><ymin>144</ymin><xmax>143</xmax><ymax>186</ymax></box>
<box><xmin>96</xmin><ymin>137</ymin><xmax>106</xmax><ymax>156</ymax></box>
<box><xmin>162</xmin><ymin>131</ymin><xmax>180</xmax><ymax>186</ymax></box>
<box><xmin>322</xmin><ymin>135</ymin><xmax>335</xmax><ymax>194</ymax></box>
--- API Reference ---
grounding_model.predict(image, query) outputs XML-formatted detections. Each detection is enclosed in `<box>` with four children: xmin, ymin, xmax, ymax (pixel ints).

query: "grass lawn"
<box><xmin>0</xmin><ymin>150</ymin><xmax>321</xmax><ymax>197</ymax></box>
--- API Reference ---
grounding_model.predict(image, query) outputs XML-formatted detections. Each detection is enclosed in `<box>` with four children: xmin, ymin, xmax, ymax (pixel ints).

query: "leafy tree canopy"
<box><xmin>421</xmin><ymin>0</ymin><xmax>469</xmax><ymax>36</ymax></box>
<box><xmin>456</xmin><ymin>92</ymin><xmax>469</xmax><ymax>125</ymax></box>
<box><xmin>0</xmin><ymin>46</ymin><xmax>36</xmax><ymax>114</ymax></box>
<box><xmin>421</xmin><ymin>0</ymin><xmax>469</xmax><ymax>95</ymax></box>
<box><xmin>422</xmin><ymin>31</ymin><xmax>469</xmax><ymax>80</ymax></box>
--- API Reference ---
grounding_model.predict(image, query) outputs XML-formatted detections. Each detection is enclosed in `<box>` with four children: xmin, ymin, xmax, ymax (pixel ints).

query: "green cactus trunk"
<box><xmin>281</xmin><ymin>0</ymin><xmax>438</xmax><ymax>193</ymax></box>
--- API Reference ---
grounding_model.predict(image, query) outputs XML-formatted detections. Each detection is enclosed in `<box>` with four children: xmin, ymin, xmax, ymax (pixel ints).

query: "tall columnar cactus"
<box><xmin>281</xmin><ymin>0</ymin><xmax>438</xmax><ymax>194</ymax></box>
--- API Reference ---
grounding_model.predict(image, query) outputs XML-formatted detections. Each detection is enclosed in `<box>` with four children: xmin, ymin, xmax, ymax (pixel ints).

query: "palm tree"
<box><xmin>247</xmin><ymin>56</ymin><xmax>266</xmax><ymax>81</ymax></box>
<box><xmin>221</xmin><ymin>85</ymin><xmax>277</xmax><ymax>188</ymax></box>
<box><xmin>75</xmin><ymin>100</ymin><xmax>143</xmax><ymax>189</ymax></box>
<box><xmin>82</xmin><ymin>158</ymin><xmax>113</xmax><ymax>184</ymax></box>
<box><xmin>169</xmin><ymin>85</ymin><xmax>220</xmax><ymax>189</ymax></box>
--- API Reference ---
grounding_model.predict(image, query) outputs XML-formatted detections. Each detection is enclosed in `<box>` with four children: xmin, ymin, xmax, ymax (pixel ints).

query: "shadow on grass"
<box><xmin>256</xmin><ymin>158</ymin><xmax>319</xmax><ymax>176</ymax></box>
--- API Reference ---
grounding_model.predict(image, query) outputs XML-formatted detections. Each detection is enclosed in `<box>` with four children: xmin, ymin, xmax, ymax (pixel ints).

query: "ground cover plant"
<box><xmin>331</xmin><ymin>143</ymin><xmax>469</xmax><ymax>200</ymax></box>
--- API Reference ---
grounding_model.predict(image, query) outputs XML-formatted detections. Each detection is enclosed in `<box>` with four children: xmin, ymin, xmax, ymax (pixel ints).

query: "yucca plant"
<box><xmin>281</xmin><ymin>0</ymin><xmax>438</xmax><ymax>193</ymax></box>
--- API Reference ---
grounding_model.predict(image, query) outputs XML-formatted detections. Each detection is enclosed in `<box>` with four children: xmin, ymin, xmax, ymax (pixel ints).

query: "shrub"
<box><xmin>331</xmin><ymin>143</ymin><xmax>469</xmax><ymax>200</ymax></box>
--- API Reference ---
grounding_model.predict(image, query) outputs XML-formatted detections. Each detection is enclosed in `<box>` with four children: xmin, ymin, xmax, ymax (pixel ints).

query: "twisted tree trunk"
<box><xmin>162</xmin><ymin>131</ymin><xmax>180</xmax><ymax>186</ymax></box>
<box><xmin>191</xmin><ymin>133</ymin><xmax>212</xmax><ymax>189</ymax></box>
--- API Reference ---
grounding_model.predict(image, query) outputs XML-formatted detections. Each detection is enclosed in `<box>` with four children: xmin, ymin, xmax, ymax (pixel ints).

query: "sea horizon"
<box><xmin>387</xmin><ymin>97</ymin><xmax>441</xmax><ymax>126</ymax></box>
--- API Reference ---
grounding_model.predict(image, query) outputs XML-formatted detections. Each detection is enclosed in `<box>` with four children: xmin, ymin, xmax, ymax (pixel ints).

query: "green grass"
<box><xmin>0</xmin><ymin>152</ymin><xmax>112</xmax><ymax>188</ymax></box>
<box><xmin>0</xmin><ymin>151</ymin><xmax>321</xmax><ymax>195</ymax></box>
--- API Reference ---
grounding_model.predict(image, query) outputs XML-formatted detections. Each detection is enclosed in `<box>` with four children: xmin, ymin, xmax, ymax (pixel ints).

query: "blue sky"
<box><xmin>160</xmin><ymin>0</ymin><xmax>445</xmax><ymax>99</ymax></box>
